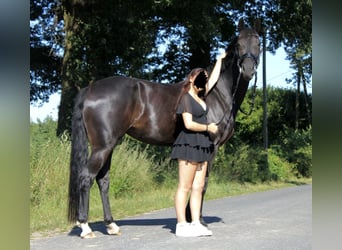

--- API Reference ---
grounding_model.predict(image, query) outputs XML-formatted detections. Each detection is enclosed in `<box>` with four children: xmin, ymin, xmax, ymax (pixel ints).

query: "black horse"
<box><xmin>68</xmin><ymin>18</ymin><xmax>261</xmax><ymax>238</ymax></box>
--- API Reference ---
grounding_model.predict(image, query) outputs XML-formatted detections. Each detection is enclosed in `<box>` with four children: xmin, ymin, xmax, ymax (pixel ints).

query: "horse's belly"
<box><xmin>126</xmin><ymin>127</ymin><xmax>176</xmax><ymax>146</ymax></box>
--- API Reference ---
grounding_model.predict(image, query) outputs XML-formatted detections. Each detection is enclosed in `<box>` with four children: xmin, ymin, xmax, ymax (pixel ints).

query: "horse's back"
<box><xmin>81</xmin><ymin>75</ymin><xmax>188</xmax><ymax>145</ymax></box>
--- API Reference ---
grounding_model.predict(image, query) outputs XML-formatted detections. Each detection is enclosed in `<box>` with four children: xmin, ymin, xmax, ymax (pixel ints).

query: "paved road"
<box><xmin>30</xmin><ymin>184</ymin><xmax>312</xmax><ymax>250</ymax></box>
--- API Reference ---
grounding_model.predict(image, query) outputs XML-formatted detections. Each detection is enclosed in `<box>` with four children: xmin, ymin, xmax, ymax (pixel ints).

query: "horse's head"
<box><xmin>235</xmin><ymin>18</ymin><xmax>261</xmax><ymax>81</ymax></box>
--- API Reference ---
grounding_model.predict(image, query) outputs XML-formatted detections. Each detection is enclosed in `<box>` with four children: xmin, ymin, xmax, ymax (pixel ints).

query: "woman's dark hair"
<box><xmin>194</xmin><ymin>70</ymin><xmax>208</xmax><ymax>89</ymax></box>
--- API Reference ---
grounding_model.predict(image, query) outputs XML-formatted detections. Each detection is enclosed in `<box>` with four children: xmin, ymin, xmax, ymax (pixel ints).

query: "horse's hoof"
<box><xmin>106</xmin><ymin>222</ymin><xmax>121</xmax><ymax>235</ymax></box>
<box><xmin>79</xmin><ymin>222</ymin><xmax>95</xmax><ymax>238</ymax></box>
<box><xmin>81</xmin><ymin>231</ymin><xmax>96</xmax><ymax>239</ymax></box>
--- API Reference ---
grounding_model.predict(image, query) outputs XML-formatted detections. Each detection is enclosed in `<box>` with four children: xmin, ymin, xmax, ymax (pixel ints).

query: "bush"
<box><xmin>293</xmin><ymin>145</ymin><xmax>312</xmax><ymax>177</ymax></box>
<box><xmin>267</xmin><ymin>148</ymin><xmax>293</xmax><ymax>181</ymax></box>
<box><xmin>122</xmin><ymin>137</ymin><xmax>177</xmax><ymax>186</ymax></box>
<box><xmin>213</xmin><ymin>144</ymin><xmax>262</xmax><ymax>183</ymax></box>
<box><xmin>109</xmin><ymin>137</ymin><xmax>155</xmax><ymax>198</ymax></box>
<box><xmin>275</xmin><ymin>126</ymin><xmax>312</xmax><ymax>177</ymax></box>
<box><xmin>212</xmin><ymin>143</ymin><xmax>300</xmax><ymax>183</ymax></box>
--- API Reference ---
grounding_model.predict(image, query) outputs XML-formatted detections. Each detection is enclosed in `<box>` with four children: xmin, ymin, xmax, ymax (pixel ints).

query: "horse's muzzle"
<box><xmin>240</xmin><ymin>62</ymin><xmax>256</xmax><ymax>81</ymax></box>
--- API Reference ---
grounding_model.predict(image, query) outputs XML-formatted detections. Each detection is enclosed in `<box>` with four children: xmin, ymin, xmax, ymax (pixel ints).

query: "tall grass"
<box><xmin>30</xmin><ymin>119</ymin><xmax>311</xmax><ymax>237</ymax></box>
<box><xmin>30</xmin><ymin>133</ymin><xmax>71</xmax><ymax>232</ymax></box>
<box><xmin>30</xmin><ymin>119</ymin><xmax>179</xmax><ymax>235</ymax></box>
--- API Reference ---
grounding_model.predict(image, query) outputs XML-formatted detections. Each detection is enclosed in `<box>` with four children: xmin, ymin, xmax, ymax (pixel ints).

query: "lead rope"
<box><xmin>239</xmin><ymin>72</ymin><xmax>258</xmax><ymax>116</ymax></box>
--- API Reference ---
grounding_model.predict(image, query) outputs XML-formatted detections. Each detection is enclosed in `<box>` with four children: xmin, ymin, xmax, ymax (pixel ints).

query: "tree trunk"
<box><xmin>56</xmin><ymin>7</ymin><xmax>80</xmax><ymax>136</ymax></box>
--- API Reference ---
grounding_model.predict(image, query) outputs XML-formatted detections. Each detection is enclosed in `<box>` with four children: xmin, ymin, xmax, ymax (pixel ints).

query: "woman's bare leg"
<box><xmin>190</xmin><ymin>162</ymin><xmax>207</xmax><ymax>223</ymax></box>
<box><xmin>175</xmin><ymin>160</ymin><xmax>197</xmax><ymax>223</ymax></box>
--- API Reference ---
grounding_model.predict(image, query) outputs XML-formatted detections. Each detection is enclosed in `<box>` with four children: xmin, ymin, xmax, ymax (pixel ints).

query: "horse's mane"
<box><xmin>205</xmin><ymin>34</ymin><xmax>238</xmax><ymax>75</ymax></box>
<box><xmin>223</xmin><ymin>35</ymin><xmax>238</xmax><ymax>71</ymax></box>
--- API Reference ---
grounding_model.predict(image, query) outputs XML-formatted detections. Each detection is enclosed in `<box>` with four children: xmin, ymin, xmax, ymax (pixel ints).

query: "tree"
<box><xmin>235</xmin><ymin>87</ymin><xmax>312</xmax><ymax>145</ymax></box>
<box><xmin>56</xmin><ymin>0</ymin><xmax>241</xmax><ymax>135</ymax></box>
<box><xmin>266</xmin><ymin>0</ymin><xmax>312</xmax><ymax>129</ymax></box>
<box><xmin>30</xmin><ymin>0</ymin><xmax>63</xmax><ymax>104</ymax></box>
<box><xmin>30</xmin><ymin>0</ymin><xmax>312</xmax><ymax>136</ymax></box>
<box><xmin>56</xmin><ymin>0</ymin><xmax>161</xmax><ymax>135</ymax></box>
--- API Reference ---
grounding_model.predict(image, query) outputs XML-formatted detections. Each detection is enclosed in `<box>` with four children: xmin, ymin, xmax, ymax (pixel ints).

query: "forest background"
<box><xmin>30</xmin><ymin>0</ymin><xmax>312</xmax><ymax>236</ymax></box>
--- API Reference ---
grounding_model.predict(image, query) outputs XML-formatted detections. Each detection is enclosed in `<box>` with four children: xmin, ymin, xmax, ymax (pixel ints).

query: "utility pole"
<box><xmin>262</xmin><ymin>29</ymin><xmax>268</xmax><ymax>168</ymax></box>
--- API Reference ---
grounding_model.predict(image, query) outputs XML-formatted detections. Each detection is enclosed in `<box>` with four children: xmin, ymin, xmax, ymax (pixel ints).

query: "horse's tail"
<box><xmin>68</xmin><ymin>87</ymin><xmax>89</xmax><ymax>223</ymax></box>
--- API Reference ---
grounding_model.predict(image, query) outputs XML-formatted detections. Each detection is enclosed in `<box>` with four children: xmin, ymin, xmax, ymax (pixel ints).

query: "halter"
<box><xmin>235</xmin><ymin>33</ymin><xmax>260</xmax><ymax>115</ymax></box>
<box><xmin>237</xmin><ymin>51</ymin><xmax>259</xmax><ymax>67</ymax></box>
<box><xmin>236</xmin><ymin>33</ymin><xmax>260</xmax><ymax>67</ymax></box>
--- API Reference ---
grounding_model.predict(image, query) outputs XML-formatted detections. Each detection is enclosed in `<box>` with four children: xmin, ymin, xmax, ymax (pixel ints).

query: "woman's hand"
<box><xmin>217</xmin><ymin>51</ymin><xmax>227</xmax><ymax>60</ymax></box>
<box><xmin>207</xmin><ymin>123</ymin><xmax>218</xmax><ymax>134</ymax></box>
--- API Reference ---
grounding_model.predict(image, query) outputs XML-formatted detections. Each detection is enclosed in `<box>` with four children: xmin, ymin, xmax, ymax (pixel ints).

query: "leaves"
<box><xmin>30</xmin><ymin>0</ymin><xmax>312</xmax><ymax>134</ymax></box>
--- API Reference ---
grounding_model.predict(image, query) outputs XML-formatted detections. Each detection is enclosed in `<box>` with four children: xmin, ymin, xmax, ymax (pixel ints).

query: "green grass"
<box><xmin>30</xmin><ymin>150</ymin><xmax>311</xmax><ymax>238</ymax></box>
<box><xmin>30</xmin><ymin>119</ymin><xmax>311</xmax><ymax>238</ymax></box>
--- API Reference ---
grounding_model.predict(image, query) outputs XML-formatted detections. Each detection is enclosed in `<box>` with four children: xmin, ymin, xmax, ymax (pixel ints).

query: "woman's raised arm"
<box><xmin>205</xmin><ymin>52</ymin><xmax>227</xmax><ymax>95</ymax></box>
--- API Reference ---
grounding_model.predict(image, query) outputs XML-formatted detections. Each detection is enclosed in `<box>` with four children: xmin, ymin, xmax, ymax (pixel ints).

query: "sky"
<box><xmin>30</xmin><ymin>47</ymin><xmax>312</xmax><ymax>122</ymax></box>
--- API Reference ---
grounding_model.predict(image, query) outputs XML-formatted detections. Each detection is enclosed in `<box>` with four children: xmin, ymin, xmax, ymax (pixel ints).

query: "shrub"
<box><xmin>276</xmin><ymin>126</ymin><xmax>312</xmax><ymax>177</ymax></box>
<box><xmin>122</xmin><ymin>137</ymin><xmax>177</xmax><ymax>186</ymax></box>
<box><xmin>293</xmin><ymin>145</ymin><xmax>312</xmax><ymax>177</ymax></box>
<box><xmin>213</xmin><ymin>144</ymin><xmax>261</xmax><ymax>183</ymax></box>
<box><xmin>109</xmin><ymin>137</ymin><xmax>154</xmax><ymax>198</ymax></box>
<box><xmin>267</xmin><ymin>148</ymin><xmax>293</xmax><ymax>181</ymax></box>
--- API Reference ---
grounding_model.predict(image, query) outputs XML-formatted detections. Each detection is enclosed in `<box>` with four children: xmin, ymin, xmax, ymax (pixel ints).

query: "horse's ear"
<box><xmin>253</xmin><ymin>18</ymin><xmax>262</xmax><ymax>34</ymax></box>
<box><xmin>238</xmin><ymin>18</ymin><xmax>245</xmax><ymax>32</ymax></box>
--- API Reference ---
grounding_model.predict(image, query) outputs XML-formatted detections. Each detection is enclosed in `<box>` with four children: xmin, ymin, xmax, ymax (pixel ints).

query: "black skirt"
<box><xmin>171</xmin><ymin>129</ymin><xmax>214</xmax><ymax>163</ymax></box>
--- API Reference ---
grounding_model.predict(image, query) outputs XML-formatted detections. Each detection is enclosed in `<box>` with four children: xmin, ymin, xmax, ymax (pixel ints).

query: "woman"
<box><xmin>171</xmin><ymin>52</ymin><xmax>227</xmax><ymax>237</ymax></box>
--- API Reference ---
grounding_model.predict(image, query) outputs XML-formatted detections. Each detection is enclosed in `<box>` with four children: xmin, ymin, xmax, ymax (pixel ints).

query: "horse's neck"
<box><xmin>207</xmin><ymin>56</ymin><xmax>249</xmax><ymax>120</ymax></box>
<box><xmin>213</xmin><ymin>59</ymin><xmax>235</xmax><ymax>103</ymax></box>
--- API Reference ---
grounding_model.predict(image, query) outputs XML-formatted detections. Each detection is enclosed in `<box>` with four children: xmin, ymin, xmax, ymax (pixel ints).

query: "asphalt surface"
<box><xmin>30</xmin><ymin>184</ymin><xmax>312</xmax><ymax>250</ymax></box>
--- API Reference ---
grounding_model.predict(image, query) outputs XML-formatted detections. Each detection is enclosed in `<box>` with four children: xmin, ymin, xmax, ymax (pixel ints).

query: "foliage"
<box><xmin>235</xmin><ymin>86</ymin><xmax>312</xmax><ymax>145</ymax></box>
<box><xmin>109</xmin><ymin>137</ymin><xmax>155</xmax><ymax>198</ymax></box>
<box><xmin>30</xmin><ymin>0</ymin><xmax>63</xmax><ymax>104</ymax></box>
<box><xmin>122</xmin><ymin>136</ymin><xmax>179</xmax><ymax>186</ymax></box>
<box><xmin>223</xmin><ymin>144</ymin><xmax>261</xmax><ymax>183</ymax></box>
<box><xmin>211</xmin><ymin>86</ymin><xmax>312</xmax><ymax>183</ymax></box>
<box><xmin>266</xmin><ymin>147</ymin><xmax>293</xmax><ymax>181</ymax></box>
<box><xmin>30</xmin><ymin>0</ymin><xmax>312</xmax><ymax>135</ymax></box>
<box><xmin>272</xmin><ymin>126</ymin><xmax>312</xmax><ymax>177</ymax></box>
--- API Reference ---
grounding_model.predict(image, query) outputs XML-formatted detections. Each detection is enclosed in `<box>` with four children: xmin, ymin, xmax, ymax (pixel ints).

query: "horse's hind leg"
<box><xmin>78</xmin><ymin>145</ymin><xmax>114</xmax><ymax>238</ymax></box>
<box><xmin>96</xmin><ymin>151</ymin><xmax>120</xmax><ymax>235</ymax></box>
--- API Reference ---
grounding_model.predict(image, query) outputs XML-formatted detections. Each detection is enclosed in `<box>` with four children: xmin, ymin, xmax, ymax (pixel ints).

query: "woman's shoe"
<box><xmin>175</xmin><ymin>222</ymin><xmax>194</xmax><ymax>237</ymax></box>
<box><xmin>191</xmin><ymin>221</ymin><xmax>213</xmax><ymax>236</ymax></box>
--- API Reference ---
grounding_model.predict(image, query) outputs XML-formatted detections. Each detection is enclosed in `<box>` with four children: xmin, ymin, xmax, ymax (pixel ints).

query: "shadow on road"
<box><xmin>67</xmin><ymin>216</ymin><xmax>222</xmax><ymax>237</ymax></box>
<box><xmin>285</xmin><ymin>180</ymin><xmax>310</xmax><ymax>185</ymax></box>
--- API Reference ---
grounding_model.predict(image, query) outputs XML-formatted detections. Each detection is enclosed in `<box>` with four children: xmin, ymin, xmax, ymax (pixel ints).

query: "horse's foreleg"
<box><xmin>199</xmin><ymin>174</ymin><xmax>209</xmax><ymax>226</ymax></box>
<box><xmin>96</xmin><ymin>151</ymin><xmax>121</xmax><ymax>235</ymax></box>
